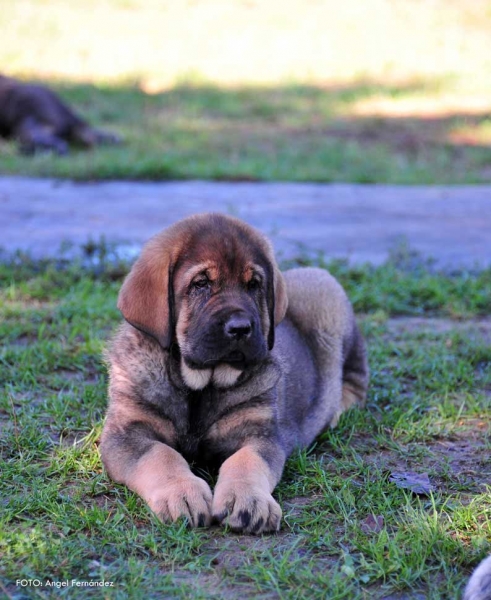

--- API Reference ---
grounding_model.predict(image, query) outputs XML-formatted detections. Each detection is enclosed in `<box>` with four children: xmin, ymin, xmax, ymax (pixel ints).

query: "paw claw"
<box><xmin>238</xmin><ymin>509</ymin><xmax>251</xmax><ymax>528</ymax></box>
<box><xmin>212</xmin><ymin>481</ymin><xmax>282</xmax><ymax>534</ymax></box>
<box><xmin>148</xmin><ymin>476</ymin><xmax>212</xmax><ymax>528</ymax></box>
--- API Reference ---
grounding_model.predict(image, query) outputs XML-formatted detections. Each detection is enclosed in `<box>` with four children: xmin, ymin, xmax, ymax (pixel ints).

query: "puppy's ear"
<box><xmin>267</xmin><ymin>266</ymin><xmax>288</xmax><ymax>350</ymax></box>
<box><xmin>274</xmin><ymin>268</ymin><xmax>288</xmax><ymax>326</ymax></box>
<box><xmin>117</xmin><ymin>243</ymin><xmax>176</xmax><ymax>349</ymax></box>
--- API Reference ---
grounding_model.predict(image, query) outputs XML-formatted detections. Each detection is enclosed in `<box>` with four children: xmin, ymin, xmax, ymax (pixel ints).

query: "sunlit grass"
<box><xmin>1</xmin><ymin>0</ymin><xmax>491</xmax><ymax>182</ymax></box>
<box><xmin>2</xmin><ymin>0</ymin><xmax>491</xmax><ymax>94</ymax></box>
<box><xmin>0</xmin><ymin>79</ymin><xmax>490</xmax><ymax>183</ymax></box>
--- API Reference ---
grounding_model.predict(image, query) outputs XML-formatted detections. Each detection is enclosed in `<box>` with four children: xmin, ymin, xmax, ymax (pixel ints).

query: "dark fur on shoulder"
<box><xmin>100</xmin><ymin>213</ymin><xmax>369</xmax><ymax>533</ymax></box>
<box><xmin>0</xmin><ymin>74</ymin><xmax>120</xmax><ymax>155</ymax></box>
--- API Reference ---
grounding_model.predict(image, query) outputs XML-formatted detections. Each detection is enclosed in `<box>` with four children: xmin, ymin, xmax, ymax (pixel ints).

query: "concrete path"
<box><xmin>1</xmin><ymin>177</ymin><xmax>490</xmax><ymax>268</ymax></box>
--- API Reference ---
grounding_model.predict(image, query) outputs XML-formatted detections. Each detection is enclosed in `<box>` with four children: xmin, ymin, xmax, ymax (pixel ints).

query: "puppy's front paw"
<box><xmin>212</xmin><ymin>480</ymin><xmax>282</xmax><ymax>534</ymax></box>
<box><xmin>147</xmin><ymin>476</ymin><xmax>212</xmax><ymax>527</ymax></box>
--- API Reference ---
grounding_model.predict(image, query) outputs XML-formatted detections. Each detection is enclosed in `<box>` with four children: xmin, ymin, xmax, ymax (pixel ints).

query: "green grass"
<box><xmin>1</xmin><ymin>80</ymin><xmax>491</xmax><ymax>184</ymax></box>
<box><xmin>1</xmin><ymin>253</ymin><xmax>490</xmax><ymax>598</ymax></box>
<box><xmin>3</xmin><ymin>0</ymin><xmax>491</xmax><ymax>183</ymax></box>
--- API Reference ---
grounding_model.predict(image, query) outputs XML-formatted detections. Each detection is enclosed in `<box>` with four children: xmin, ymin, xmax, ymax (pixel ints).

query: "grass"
<box><xmin>1</xmin><ymin>80</ymin><xmax>491</xmax><ymax>184</ymax></box>
<box><xmin>1</xmin><ymin>0</ymin><xmax>491</xmax><ymax>182</ymax></box>
<box><xmin>1</xmin><ymin>251</ymin><xmax>490</xmax><ymax>598</ymax></box>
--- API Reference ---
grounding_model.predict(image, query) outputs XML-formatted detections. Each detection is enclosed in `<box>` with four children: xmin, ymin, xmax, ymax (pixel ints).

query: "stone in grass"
<box><xmin>389</xmin><ymin>471</ymin><xmax>435</xmax><ymax>496</ymax></box>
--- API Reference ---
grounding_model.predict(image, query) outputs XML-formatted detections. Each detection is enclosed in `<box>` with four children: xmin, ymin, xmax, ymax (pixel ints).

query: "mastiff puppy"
<box><xmin>100</xmin><ymin>214</ymin><xmax>368</xmax><ymax>533</ymax></box>
<box><xmin>0</xmin><ymin>74</ymin><xmax>120</xmax><ymax>155</ymax></box>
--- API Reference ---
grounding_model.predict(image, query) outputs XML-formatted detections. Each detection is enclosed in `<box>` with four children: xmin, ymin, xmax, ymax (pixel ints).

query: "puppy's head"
<box><xmin>117</xmin><ymin>214</ymin><xmax>288</xmax><ymax>388</ymax></box>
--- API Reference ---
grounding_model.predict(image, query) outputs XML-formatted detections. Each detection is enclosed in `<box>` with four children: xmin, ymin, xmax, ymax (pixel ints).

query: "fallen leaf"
<box><xmin>389</xmin><ymin>471</ymin><xmax>434</xmax><ymax>495</ymax></box>
<box><xmin>360</xmin><ymin>514</ymin><xmax>385</xmax><ymax>534</ymax></box>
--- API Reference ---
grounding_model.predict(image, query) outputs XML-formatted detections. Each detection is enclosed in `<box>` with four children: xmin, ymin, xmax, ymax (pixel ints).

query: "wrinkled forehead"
<box><xmin>174</xmin><ymin>222</ymin><xmax>271</xmax><ymax>282</ymax></box>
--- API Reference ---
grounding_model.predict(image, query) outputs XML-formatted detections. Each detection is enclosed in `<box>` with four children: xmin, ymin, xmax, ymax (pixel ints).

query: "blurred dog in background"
<box><xmin>0</xmin><ymin>74</ymin><xmax>121</xmax><ymax>155</ymax></box>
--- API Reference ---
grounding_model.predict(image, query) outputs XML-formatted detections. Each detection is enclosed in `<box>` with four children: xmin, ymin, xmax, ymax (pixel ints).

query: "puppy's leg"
<box><xmin>100</xmin><ymin>422</ymin><xmax>212</xmax><ymax>527</ymax></box>
<box><xmin>316</xmin><ymin>326</ymin><xmax>368</xmax><ymax>429</ymax></box>
<box><xmin>212</xmin><ymin>441</ymin><xmax>285</xmax><ymax>534</ymax></box>
<box><xmin>16</xmin><ymin>117</ymin><xmax>68</xmax><ymax>155</ymax></box>
<box><xmin>341</xmin><ymin>321</ymin><xmax>369</xmax><ymax>412</ymax></box>
<box><xmin>71</xmin><ymin>123</ymin><xmax>121</xmax><ymax>147</ymax></box>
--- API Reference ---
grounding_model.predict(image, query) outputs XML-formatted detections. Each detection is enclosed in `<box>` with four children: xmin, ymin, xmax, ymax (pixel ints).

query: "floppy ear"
<box><xmin>267</xmin><ymin>266</ymin><xmax>288</xmax><ymax>350</ymax></box>
<box><xmin>117</xmin><ymin>245</ymin><xmax>176</xmax><ymax>349</ymax></box>
<box><xmin>274</xmin><ymin>268</ymin><xmax>288</xmax><ymax>325</ymax></box>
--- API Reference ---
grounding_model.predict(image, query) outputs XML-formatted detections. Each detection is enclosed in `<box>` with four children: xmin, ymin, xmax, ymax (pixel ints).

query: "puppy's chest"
<box><xmin>168</xmin><ymin>387</ymin><xmax>228</xmax><ymax>464</ymax></box>
<box><xmin>141</xmin><ymin>358</ymin><xmax>280</xmax><ymax>464</ymax></box>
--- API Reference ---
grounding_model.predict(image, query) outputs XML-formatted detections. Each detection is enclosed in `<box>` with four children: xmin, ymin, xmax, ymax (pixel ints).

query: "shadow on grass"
<box><xmin>0</xmin><ymin>76</ymin><xmax>490</xmax><ymax>183</ymax></box>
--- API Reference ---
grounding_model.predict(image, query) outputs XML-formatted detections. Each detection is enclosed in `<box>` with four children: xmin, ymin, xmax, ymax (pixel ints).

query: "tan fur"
<box><xmin>283</xmin><ymin>267</ymin><xmax>368</xmax><ymax>430</ymax></box>
<box><xmin>179</xmin><ymin>360</ymin><xmax>242</xmax><ymax>390</ymax></box>
<box><xmin>118</xmin><ymin>215</ymin><xmax>287</xmax><ymax>349</ymax></box>
<box><xmin>105</xmin><ymin>358</ymin><xmax>178</xmax><ymax>446</ymax></box>
<box><xmin>212</xmin><ymin>364</ymin><xmax>242</xmax><ymax>388</ymax></box>
<box><xmin>212</xmin><ymin>445</ymin><xmax>282</xmax><ymax>533</ymax></box>
<box><xmin>180</xmin><ymin>359</ymin><xmax>212</xmax><ymax>390</ymax></box>
<box><xmin>100</xmin><ymin>214</ymin><xmax>368</xmax><ymax>534</ymax></box>
<box><xmin>125</xmin><ymin>444</ymin><xmax>212</xmax><ymax>527</ymax></box>
<box><xmin>117</xmin><ymin>230</ymin><xmax>181</xmax><ymax>348</ymax></box>
<box><xmin>208</xmin><ymin>405</ymin><xmax>273</xmax><ymax>441</ymax></box>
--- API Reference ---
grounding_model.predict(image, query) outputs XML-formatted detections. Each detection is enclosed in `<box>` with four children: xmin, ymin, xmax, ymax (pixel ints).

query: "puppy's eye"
<box><xmin>247</xmin><ymin>278</ymin><xmax>261</xmax><ymax>291</ymax></box>
<box><xmin>192</xmin><ymin>277</ymin><xmax>209</xmax><ymax>290</ymax></box>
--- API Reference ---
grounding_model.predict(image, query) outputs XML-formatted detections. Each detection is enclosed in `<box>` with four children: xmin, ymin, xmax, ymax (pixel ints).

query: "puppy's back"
<box><xmin>283</xmin><ymin>267</ymin><xmax>354</xmax><ymax>344</ymax></box>
<box><xmin>281</xmin><ymin>267</ymin><xmax>368</xmax><ymax>431</ymax></box>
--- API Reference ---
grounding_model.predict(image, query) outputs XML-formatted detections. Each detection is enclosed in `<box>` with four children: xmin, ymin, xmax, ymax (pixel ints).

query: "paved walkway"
<box><xmin>1</xmin><ymin>177</ymin><xmax>490</xmax><ymax>268</ymax></box>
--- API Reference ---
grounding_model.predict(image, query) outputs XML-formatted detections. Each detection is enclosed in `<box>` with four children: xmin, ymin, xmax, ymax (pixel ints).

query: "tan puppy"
<box><xmin>100</xmin><ymin>214</ymin><xmax>368</xmax><ymax>533</ymax></box>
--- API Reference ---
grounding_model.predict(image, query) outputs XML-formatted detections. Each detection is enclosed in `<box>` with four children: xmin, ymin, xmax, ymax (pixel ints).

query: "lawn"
<box><xmin>1</xmin><ymin>251</ymin><xmax>490</xmax><ymax>598</ymax></box>
<box><xmin>1</xmin><ymin>0</ymin><xmax>491</xmax><ymax>183</ymax></box>
<box><xmin>1</xmin><ymin>2</ymin><xmax>490</xmax><ymax>597</ymax></box>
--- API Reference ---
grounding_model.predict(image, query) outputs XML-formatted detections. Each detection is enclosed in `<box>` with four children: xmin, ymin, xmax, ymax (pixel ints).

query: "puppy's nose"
<box><xmin>224</xmin><ymin>315</ymin><xmax>253</xmax><ymax>340</ymax></box>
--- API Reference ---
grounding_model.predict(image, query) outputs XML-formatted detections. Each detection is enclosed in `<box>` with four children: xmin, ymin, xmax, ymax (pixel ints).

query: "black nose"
<box><xmin>224</xmin><ymin>315</ymin><xmax>253</xmax><ymax>340</ymax></box>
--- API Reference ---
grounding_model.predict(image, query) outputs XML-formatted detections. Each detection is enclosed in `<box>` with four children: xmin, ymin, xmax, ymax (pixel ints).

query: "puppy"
<box><xmin>0</xmin><ymin>74</ymin><xmax>120</xmax><ymax>154</ymax></box>
<box><xmin>100</xmin><ymin>214</ymin><xmax>369</xmax><ymax>533</ymax></box>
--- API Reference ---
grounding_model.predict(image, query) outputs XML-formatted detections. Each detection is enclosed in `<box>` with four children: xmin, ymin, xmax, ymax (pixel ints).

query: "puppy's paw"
<box><xmin>147</xmin><ymin>476</ymin><xmax>212</xmax><ymax>527</ymax></box>
<box><xmin>212</xmin><ymin>480</ymin><xmax>282</xmax><ymax>534</ymax></box>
